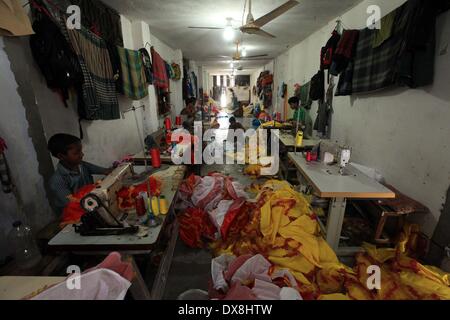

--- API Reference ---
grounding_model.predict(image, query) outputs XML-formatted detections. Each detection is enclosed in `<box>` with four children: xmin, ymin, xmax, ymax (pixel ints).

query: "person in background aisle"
<box><xmin>48</xmin><ymin>134</ymin><xmax>113</xmax><ymax>215</ymax></box>
<box><xmin>181</xmin><ymin>97</ymin><xmax>197</xmax><ymax>120</ymax></box>
<box><xmin>288</xmin><ymin>96</ymin><xmax>313</xmax><ymax>138</ymax></box>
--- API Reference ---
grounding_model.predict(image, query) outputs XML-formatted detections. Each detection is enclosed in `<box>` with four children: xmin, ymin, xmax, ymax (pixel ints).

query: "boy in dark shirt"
<box><xmin>48</xmin><ymin>134</ymin><xmax>112</xmax><ymax>215</ymax></box>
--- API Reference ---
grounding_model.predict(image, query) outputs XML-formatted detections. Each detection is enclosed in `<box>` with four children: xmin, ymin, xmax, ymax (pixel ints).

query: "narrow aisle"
<box><xmin>163</xmin><ymin>160</ymin><xmax>267</xmax><ymax>299</ymax></box>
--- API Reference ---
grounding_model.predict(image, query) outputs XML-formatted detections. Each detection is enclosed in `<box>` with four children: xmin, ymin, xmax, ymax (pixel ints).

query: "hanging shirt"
<box><xmin>293</xmin><ymin>107</ymin><xmax>306</xmax><ymax>124</ymax></box>
<box><xmin>49</xmin><ymin>161</ymin><xmax>109</xmax><ymax>215</ymax></box>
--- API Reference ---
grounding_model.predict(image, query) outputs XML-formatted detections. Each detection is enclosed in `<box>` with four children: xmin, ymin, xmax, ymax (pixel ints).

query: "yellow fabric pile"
<box><xmin>260</xmin><ymin>121</ymin><xmax>291</xmax><ymax>129</ymax></box>
<box><xmin>212</xmin><ymin>180</ymin><xmax>344</xmax><ymax>299</ymax></box>
<box><xmin>211</xmin><ymin>180</ymin><xmax>450</xmax><ymax>300</ymax></box>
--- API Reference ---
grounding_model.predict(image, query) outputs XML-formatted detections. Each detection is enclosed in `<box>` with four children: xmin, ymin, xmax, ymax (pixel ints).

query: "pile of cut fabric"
<box><xmin>177</xmin><ymin>173</ymin><xmax>250</xmax><ymax>248</ymax></box>
<box><xmin>209</xmin><ymin>254</ymin><xmax>303</xmax><ymax>300</ymax></box>
<box><xmin>210</xmin><ymin>180</ymin><xmax>342</xmax><ymax>299</ymax></box>
<box><xmin>202</xmin><ymin>180</ymin><xmax>450</xmax><ymax>300</ymax></box>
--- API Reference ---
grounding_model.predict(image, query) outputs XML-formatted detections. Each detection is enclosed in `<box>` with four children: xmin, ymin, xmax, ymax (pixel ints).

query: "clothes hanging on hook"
<box><xmin>330</xmin><ymin>29</ymin><xmax>360</xmax><ymax>76</ymax></box>
<box><xmin>70</xmin><ymin>0</ymin><xmax>123</xmax><ymax>46</ymax></box>
<box><xmin>117</xmin><ymin>46</ymin><xmax>149</xmax><ymax>100</ymax></box>
<box><xmin>0</xmin><ymin>0</ymin><xmax>35</xmax><ymax>36</ymax></box>
<box><xmin>151</xmin><ymin>47</ymin><xmax>169</xmax><ymax>90</ymax></box>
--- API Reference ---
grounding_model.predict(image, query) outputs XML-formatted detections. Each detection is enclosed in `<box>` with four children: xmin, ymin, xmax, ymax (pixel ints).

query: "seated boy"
<box><xmin>48</xmin><ymin>134</ymin><xmax>112</xmax><ymax>215</ymax></box>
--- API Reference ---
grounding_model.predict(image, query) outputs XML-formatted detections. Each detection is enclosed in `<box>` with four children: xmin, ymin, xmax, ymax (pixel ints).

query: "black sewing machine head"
<box><xmin>74</xmin><ymin>194</ymin><xmax>138</xmax><ymax>236</ymax></box>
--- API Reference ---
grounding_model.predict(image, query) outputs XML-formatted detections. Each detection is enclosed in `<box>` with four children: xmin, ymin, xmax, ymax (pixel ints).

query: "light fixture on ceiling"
<box><xmin>223</xmin><ymin>18</ymin><xmax>235</xmax><ymax>41</ymax></box>
<box><xmin>241</xmin><ymin>46</ymin><xmax>247</xmax><ymax>57</ymax></box>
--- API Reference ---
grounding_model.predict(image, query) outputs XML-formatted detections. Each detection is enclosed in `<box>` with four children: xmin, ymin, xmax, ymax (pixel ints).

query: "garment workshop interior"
<box><xmin>0</xmin><ymin>0</ymin><xmax>450</xmax><ymax>301</ymax></box>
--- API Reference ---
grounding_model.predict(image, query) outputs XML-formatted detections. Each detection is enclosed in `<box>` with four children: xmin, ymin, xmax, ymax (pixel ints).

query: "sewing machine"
<box><xmin>90</xmin><ymin>163</ymin><xmax>134</xmax><ymax>217</ymax></box>
<box><xmin>74</xmin><ymin>163</ymin><xmax>138</xmax><ymax>236</ymax></box>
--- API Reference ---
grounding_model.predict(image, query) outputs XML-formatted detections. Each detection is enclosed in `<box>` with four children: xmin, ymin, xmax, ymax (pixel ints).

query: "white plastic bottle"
<box><xmin>8</xmin><ymin>221</ymin><xmax>42</xmax><ymax>270</ymax></box>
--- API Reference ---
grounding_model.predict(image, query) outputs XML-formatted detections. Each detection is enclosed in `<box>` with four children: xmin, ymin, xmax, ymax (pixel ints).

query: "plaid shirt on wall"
<box><xmin>351</xmin><ymin>4</ymin><xmax>410</xmax><ymax>94</ymax></box>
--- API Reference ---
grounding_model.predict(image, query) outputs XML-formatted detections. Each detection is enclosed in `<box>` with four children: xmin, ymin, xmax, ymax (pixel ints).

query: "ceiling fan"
<box><xmin>217</xmin><ymin>41</ymin><xmax>268</xmax><ymax>61</ymax></box>
<box><xmin>188</xmin><ymin>0</ymin><xmax>300</xmax><ymax>39</ymax></box>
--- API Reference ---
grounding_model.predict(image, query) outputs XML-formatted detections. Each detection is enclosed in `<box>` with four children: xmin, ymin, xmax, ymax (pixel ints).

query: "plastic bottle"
<box><xmin>8</xmin><ymin>221</ymin><xmax>42</xmax><ymax>270</ymax></box>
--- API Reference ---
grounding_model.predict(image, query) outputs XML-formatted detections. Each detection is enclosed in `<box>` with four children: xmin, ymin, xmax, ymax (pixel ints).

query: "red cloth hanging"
<box><xmin>151</xmin><ymin>47</ymin><xmax>169</xmax><ymax>89</ymax></box>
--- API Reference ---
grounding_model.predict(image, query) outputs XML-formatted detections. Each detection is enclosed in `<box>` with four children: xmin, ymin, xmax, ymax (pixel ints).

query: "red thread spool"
<box><xmin>164</xmin><ymin>117</ymin><xmax>172</xmax><ymax>130</ymax></box>
<box><xmin>276</xmin><ymin>112</ymin><xmax>281</xmax><ymax>122</ymax></box>
<box><xmin>176</xmin><ymin>116</ymin><xmax>182</xmax><ymax>126</ymax></box>
<box><xmin>151</xmin><ymin>148</ymin><xmax>161</xmax><ymax>168</ymax></box>
<box><xmin>306</xmin><ymin>151</ymin><xmax>312</xmax><ymax>162</ymax></box>
<box><xmin>135</xmin><ymin>195</ymin><xmax>146</xmax><ymax>217</ymax></box>
<box><xmin>166</xmin><ymin>132</ymin><xmax>172</xmax><ymax>145</ymax></box>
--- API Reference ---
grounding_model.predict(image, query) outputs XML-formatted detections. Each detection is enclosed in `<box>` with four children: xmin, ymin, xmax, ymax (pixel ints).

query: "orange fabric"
<box><xmin>60</xmin><ymin>184</ymin><xmax>96</xmax><ymax>227</ymax></box>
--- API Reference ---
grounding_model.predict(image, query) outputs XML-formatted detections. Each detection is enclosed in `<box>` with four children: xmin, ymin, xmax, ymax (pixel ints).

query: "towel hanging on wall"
<box><xmin>139</xmin><ymin>48</ymin><xmax>153</xmax><ymax>84</ymax></box>
<box><xmin>117</xmin><ymin>47</ymin><xmax>149</xmax><ymax>100</ymax></box>
<box><xmin>67</xmin><ymin>27</ymin><xmax>120</xmax><ymax>120</ymax></box>
<box><xmin>70</xmin><ymin>0</ymin><xmax>123</xmax><ymax>46</ymax></box>
<box><xmin>151</xmin><ymin>47</ymin><xmax>169</xmax><ymax>89</ymax></box>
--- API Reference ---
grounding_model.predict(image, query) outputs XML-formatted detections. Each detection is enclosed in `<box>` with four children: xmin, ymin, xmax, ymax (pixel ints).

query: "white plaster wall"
<box><xmin>0</xmin><ymin>38</ymin><xmax>54</xmax><ymax>261</ymax></box>
<box><xmin>272</xmin><ymin>0</ymin><xmax>450</xmax><ymax>236</ymax></box>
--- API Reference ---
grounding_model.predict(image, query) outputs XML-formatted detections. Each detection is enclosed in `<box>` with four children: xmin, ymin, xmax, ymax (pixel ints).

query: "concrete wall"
<box><xmin>0</xmin><ymin>37</ymin><xmax>55</xmax><ymax>261</ymax></box>
<box><xmin>0</xmin><ymin>14</ymin><xmax>184</xmax><ymax>262</ymax></box>
<box><xmin>271</xmin><ymin>0</ymin><xmax>450</xmax><ymax>236</ymax></box>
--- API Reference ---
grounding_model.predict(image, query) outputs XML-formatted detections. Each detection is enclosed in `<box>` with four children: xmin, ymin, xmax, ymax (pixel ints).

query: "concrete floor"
<box><xmin>163</xmin><ymin>241</ymin><xmax>212</xmax><ymax>300</ymax></box>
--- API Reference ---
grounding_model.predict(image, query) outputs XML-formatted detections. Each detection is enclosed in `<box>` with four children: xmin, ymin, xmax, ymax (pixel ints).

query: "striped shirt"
<box><xmin>49</xmin><ymin>161</ymin><xmax>109</xmax><ymax>216</ymax></box>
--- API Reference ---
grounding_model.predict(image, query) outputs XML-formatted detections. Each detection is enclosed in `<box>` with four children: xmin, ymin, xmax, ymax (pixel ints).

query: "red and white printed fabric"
<box><xmin>208</xmin><ymin>198</ymin><xmax>249</xmax><ymax>240</ymax></box>
<box><xmin>190</xmin><ymin>175</ymin><xmax>248</xmax><ymax>213</ymax></box>
<box><xmin>211</xmin><ymin>254</ymin><xmax>303</xmax><ymax>301</ymax></box>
